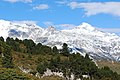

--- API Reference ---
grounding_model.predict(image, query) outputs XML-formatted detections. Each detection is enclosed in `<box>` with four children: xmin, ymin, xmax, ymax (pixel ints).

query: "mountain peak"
<box><xmin>0</xmin><ymin>20</ymin><xmax>120</xmax><ymax>61</ymax></box>
<box><xmin>77</xmin><ymin>22</ymin><xmax>95</xmax><ymax>31</ymax></box>
<box><xmin>46</xmin><ymin>26</ymin><xmax>56</xmax><ymax>31</ymax></box>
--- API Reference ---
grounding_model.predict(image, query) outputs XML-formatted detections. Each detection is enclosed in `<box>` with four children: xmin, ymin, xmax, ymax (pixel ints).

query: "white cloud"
<box><xmin>4</xmin><ymin>0</ymin><xmax>32</xmax><ymax>3</ymax></box>
<box><xmin>56</xmin><ymin>24</ymin><xmax>76</xmax><ymax>30</ymax></box>
<box><xmin>33</xmin><ymin>4</ymin><xmax>49</xmax><ymax>10</ymax></box>
<box><xmin>98</xmin><ymin>28</ymin><xmax>120</xmax><ymax>33</ymax></box>
<box><xmin>58</xmin><ymin>24</ymin><xmax>76</xmax><ymax>28</ymax></box>
<box><xmin>43</xmin><ymin>21</ymin><xmax>54</xmax><ymax>26</ymax></box>
<box><xmin>55</xmin><ymin>0</ymin><xmax>68</xmax><ymax>4</ymax></box>
<box><xmin>68</xmin><ymin>2</ymin><xmax>120</xmax><ymax>16</ymax></box>
<box><xmin>43</xmin><ymin>21</ymin><xmax>76</xmax><ymax>30</ymax></box>
<box><xmin>13</xmin><ymin>20</ymin><xmax>37</xmax><ymax>24</ymax></box>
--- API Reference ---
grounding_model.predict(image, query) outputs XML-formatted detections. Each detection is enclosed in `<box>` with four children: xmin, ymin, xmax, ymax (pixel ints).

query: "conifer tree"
<box><xmin>61</xmin><ymin>43</ymin><xmax>69</xmax><ymax>56</ymax></box>
<box><xmin>0</xmin><ymin>46</ymin><xmax>2</xmax><ymax>54</ymax></box>
<box><xmin>2</xmin><ymin>46</ymin><xmax>14</xmax><ymax>68</ymax></box>
<box><xmin>33</xmin><ymin>43</ymin><xmax>42</xmax><ymax>54</ymax></box>
<box><xmin>53</xmin><ymin>46</ymin><xmax>59</xmax><ymax>54</ymax></box>
<box><xmin>36</xmin><ymin>63</ymin><xmax>47</xmax><ymax>74</ymax></box>
<box><xmin>0</xmin><ymin>36</ymin><xmax>4</xmax><ymax>42</ymax></box>
<box><xmin>85</xmin><ymin>53</ymin><xmax>90</xmax><ymax>60</ymax></box>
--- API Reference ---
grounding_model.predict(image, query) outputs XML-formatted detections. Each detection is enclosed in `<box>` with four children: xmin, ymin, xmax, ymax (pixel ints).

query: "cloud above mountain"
<box><xmin>4</xmin><ymin>0</ymin><xmax>32</xmax><ymax>3</ymax></box>
<box><xmin>98</xmin><ymin>28</ymin><xmax>120</xmax><ymax>33</ymax></box>
<box><xmin>68</xmin><ymin>2</ymin><xmax>120</xmax><ymax>17</ymax></box>
<box><xmin>33</xmin><ymin>4</ymin><xmax>49</xmax><ymax>10</ymax></box>
<box><xmin>13</xmin><ymin>20</ymin><xmax>37</xmax><ymax>24</ymax></box>
<box><xmin>43</xmin><ymin>21</ymin><xmax>76</xmax><ymax>30</ymax></box>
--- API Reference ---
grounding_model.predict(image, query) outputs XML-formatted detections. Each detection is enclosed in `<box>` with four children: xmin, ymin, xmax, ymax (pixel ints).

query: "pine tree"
<box><xmin>2</xmin><ymin>46</ymin><xmax>14</xmax><ymax>68</ymax></box>
<box><xmin>53</xmin><ymin>46</ymin><xmax>59</xmax><ymax>54</ymax></box>
<box><xmin>0</xmin><ymin>46</ymin><xmax>2</xmax><ymax>54</ymax></box>
<box><xmin>36</xmin><ymin>63</ymin><xmax>47</xmax><ymax>74</ymax></box>
<box><xmin>33</xmin><ymin>43</ymin><xmax>42</xmax><ymax>54</ymax></box>
<box><xmin>85</xmin><ymin>53</ymin><xmax>91</xmax><ymax>60</ymax></box>
<box><xmin>61</xmin><ymin>43</ymin><xmax>69</xmax><ymax>56</ymax></box>
<box><xmin>0</xmin><ymin>37</ymin><xmax>4</xmax><ymax>42</ymax></box>
<box><xmin>23</xmin><ymin>39</ymin><xmax>36</xmax><ymax>54</ymax></box>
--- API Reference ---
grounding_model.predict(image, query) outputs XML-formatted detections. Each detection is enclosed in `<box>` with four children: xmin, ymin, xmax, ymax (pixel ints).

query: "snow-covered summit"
<box><xmin>0</xmin><ymin>19</ymin><xmax>120</xmax><ymax>61</ymax></box>
<box><xmin>77</xmin><ymin>22</ymin><xmax>95</xmax><ymax>31</ymax></box>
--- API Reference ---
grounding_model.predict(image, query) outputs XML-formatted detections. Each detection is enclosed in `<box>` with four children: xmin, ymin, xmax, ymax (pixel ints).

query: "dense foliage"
<box><xmin>0</xmin><ymin>39</ymin><xmax>14</xmax><ymax>68</ymax></box>
<box><xmin>0</xmin><ymin>68</ymin><xmax>31</xmax><ymax>80</ymax></box>
<box><xmin>0</xmin><ymin>37</ymin><xmax>120</xmax><ymax>80</ymax></box>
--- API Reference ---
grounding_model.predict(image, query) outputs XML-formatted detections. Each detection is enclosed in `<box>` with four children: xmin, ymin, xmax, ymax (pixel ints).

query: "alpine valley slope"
<box><xmin>0</xmin><ymin>20</ymin><xmax>120</xmax><ymax>61</ymax></box>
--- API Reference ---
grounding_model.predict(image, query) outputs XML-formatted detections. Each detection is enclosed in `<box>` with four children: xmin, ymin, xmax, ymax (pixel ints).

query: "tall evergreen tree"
<box><xmin>6</xmin><ymin>37</ymin><xmax>21</xmax><ymax>52</ymax></box>
<box><xmin>0</xmin><ymin>46</ymin><xmax>2</xmax><ymax>54</ymax></box>
<box><xmin>53</xmin><ymin>46</ymin><xmax>59</xmax><ymax>54</ymax></box>
<box><xmin>23</xmin><ymin>39</ymin><xmax>36</xmax><ymax>54</ymax></box>
<box><xmin>61</xmin><ymin>43</ymin><xmax>69</xmax><ymax>56</ymax></box>
<box><xmin>85</xmin><ymin>53</ymin><xmax>91</xmax><ymax>60</ymax></box>
<box><xmin>2</xmin><ymin>46</ymin><xmax>14</xmax><ymax>68</ymax></box>
<box><xmin>0</xmin><ymin>36</ymin><xmax>4</xmax><ymax>42</ymax></box>
<box><xmin>33</xmin><ymin>43</ymin><xmax>42</xmax><ymax>54</ymax></box>
<box><xmin>36</xmin><ymin>63</ymin><xmax>47</xmax><ymax>74</ymax></box>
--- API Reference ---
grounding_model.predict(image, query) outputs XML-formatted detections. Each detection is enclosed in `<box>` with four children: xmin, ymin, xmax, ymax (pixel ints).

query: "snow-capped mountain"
<box><xmin>0</xmin><ymin>19</ymin><xmax>120</xmax><ymax>61</ymax></box>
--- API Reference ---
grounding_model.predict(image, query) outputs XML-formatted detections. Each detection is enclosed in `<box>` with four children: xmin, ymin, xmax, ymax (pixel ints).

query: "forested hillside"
<box><xmin>0</xmin><ymin>37</ymin><xmax>120</xmax><ymax>80</ymax></box>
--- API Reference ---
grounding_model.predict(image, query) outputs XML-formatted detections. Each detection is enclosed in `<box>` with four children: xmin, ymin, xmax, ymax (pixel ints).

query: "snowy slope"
<box><xmin>0</xmin><ymin>19</ymin><xmax>120</xmax><ymax>61</ymax></box>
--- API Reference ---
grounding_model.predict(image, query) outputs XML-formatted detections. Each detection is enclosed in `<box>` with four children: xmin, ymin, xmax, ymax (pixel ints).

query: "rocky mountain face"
<box><xmin>0</xmin><ymin>19</ymin><xmax>120</xmax><ymax>61</ymax></box>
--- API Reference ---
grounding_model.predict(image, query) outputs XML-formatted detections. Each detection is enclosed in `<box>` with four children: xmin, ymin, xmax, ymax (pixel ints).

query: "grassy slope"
<box><xmin>97</xmin><ymin>60</ymin><xmax>120</xmax><ymax>74</ymax></box>
<box><xmin>12</xmin><ymin>51</ymin><xmax>67</xmax><ymax>70</ymax></box>
<box><xmin>0</xmin><ymin>40</ymin><xmax>120</xmax><ymax>79</ymax></box>
<box><xmin>0</xmin><ymin>51</ymin><xmax>64</xmax><ymax>80</ymax></box>
<box><xmin>12</xmin><ymin>51</ymin><xmax>66</xmax><ymax>80</ymax></box>
<box><xmin>1</xmin><ymin>49</ymin><xmax>120</xmax><ymax>79</ymax></box>
<box><xmin>0</xmin><ymin>68</ymin><xmax>63</xmax><ymax>80</ymax></box>
<box><xmin>12</xmin><ymin>50</ymin><xmax>120</xmax><ymax>76</ymax></box>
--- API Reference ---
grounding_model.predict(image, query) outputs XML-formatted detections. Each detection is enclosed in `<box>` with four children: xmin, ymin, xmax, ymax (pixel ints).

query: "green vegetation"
<box><xmin>53</xmin><ymin>46</ymin><xmax>59</xmax><ymax>54</ymax></box>
<box><xmin>0</xmin><ymin>36</ymin><xmax>120</xmax><ymax>80</ymax></box>
<box><xmin>0</xmin><ymin>39</ymin><xmax>14</xmax><ymax>68</ymax></box>
<box><xmin>0</xmin><ymin>68</ymin><xmax>31</xmax><ymax>80</ymax></box>
<box><xmin>97</xmin><ymin>60</ymin><xmax>120</xmax><ymax>74</ymax></box>
<box><xmin>0</xmin><ymin>68</ymin><xmax>62</xmax><ymax>80</ymax></box>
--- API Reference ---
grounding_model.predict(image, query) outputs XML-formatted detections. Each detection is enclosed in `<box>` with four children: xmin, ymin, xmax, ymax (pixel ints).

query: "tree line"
<box><xmin>0</xmin><ymin>36</ymin><xmax>120</xmax><ymax>80</ymax></box>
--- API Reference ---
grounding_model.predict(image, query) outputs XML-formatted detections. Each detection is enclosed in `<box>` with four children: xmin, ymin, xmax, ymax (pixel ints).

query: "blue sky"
<box><xmin>0</xmin><ymin>0</ymin><xmax>120</xmax><ymax>34</ymax></box>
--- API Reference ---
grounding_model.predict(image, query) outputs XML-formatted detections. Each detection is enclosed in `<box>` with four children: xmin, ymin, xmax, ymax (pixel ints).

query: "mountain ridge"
<box><xmin>0</xmin><ymin>19</ymin><xmax>120</xmax><ymax>61</ymax></box>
